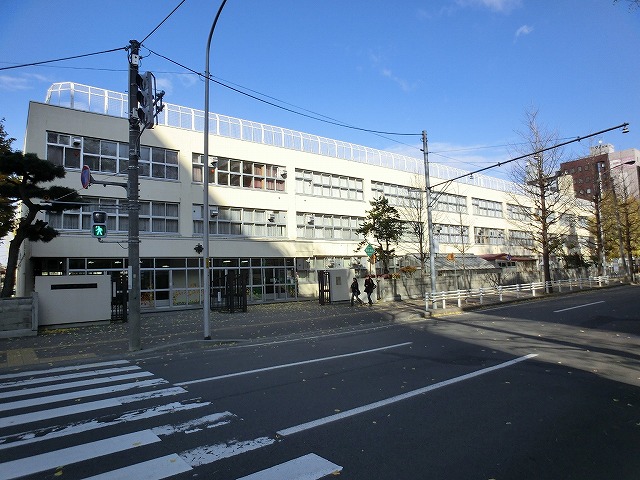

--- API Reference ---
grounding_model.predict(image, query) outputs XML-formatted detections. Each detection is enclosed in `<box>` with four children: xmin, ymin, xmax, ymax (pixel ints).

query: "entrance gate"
<box><xmin>211</xmin><ymin>271</ymin><xmax>248</xmax><ymax>313</ymax></box>
<box><xmin>111</xmin><ymin>272</ymin><xmax>128</xmax><ymax>322</ymax></box>
<box><xmin>318</xmin><ymin>270</ymin><xmax>330</xmax><ymax>305</ymax></box>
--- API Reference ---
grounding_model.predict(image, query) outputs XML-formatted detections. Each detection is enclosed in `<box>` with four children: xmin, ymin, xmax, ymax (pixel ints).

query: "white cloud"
<box><xmin>515</xmin><ymin>24</ymin><xmax>534</xmax><ymax>38</ymax></box>
<box><xmin>0</xmin><ymin>75</ymin><xmax>31</xmax><ymax>91</ymax></box>
<box><xmin>370</xmin><ymin>52</ymin><xmax>418</xmax><ymax>93</ymax></box>
<box><xmin>456</xmin><ymin>0</ymin><xmax>522</xmax><ymax>13</ymax></box>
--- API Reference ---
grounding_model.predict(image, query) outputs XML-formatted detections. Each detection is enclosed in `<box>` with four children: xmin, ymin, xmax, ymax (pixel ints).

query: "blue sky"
<box><xmin>1</xmin><ymin>0</ymin><xmax>639</xmax><ymax>177</ymax></box>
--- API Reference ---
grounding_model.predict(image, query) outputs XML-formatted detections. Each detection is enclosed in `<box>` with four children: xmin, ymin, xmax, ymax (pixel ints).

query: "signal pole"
<box><xmin>422</xmin><ymin>131</ymin><xmax>437</xmax><ymax>308</ymax></box>
<box><xmin>127</xmin><ymin>40</ymin><xmax>142</xmax><ymax>351</ymax></box>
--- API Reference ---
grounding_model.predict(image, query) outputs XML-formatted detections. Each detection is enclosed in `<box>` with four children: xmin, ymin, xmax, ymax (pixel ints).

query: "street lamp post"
<box><xmin>203</xmin><ymin>0</ymin><xmax>229</xmax><ymax>339</ymax></box>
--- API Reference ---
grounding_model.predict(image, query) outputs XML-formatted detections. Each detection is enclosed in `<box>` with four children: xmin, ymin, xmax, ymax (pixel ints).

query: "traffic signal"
<box><xmin>135</xmin><ymin>71</ymin><xmax>155</xmax><ymax>128</ymax></box>
<box><xmin>91</xmin><ymin>211</ymin><xmax>108</xmax><ymax>238</ymax></box>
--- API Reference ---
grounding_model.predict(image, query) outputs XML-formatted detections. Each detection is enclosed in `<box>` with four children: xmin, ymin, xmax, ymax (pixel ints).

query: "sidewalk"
<box><xmin>0</xmin><ymin>299</ymin><xmax>427</xmax><ymax>370</ymax></box>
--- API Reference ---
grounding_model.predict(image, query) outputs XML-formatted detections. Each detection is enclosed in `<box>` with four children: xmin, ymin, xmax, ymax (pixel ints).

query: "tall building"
<box><xmin>16</xmin><ymin>82</ymin><xmax>589</xmax><ymax>310</ymax></box>
<box><xmin>561</xmin><ymin>144</ymin><xmax>640</xmax><ymax>201</ymax></box>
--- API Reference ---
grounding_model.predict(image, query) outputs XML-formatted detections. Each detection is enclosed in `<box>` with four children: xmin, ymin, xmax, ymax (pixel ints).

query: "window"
<box><xmin>433</xmin><ymin>224</ymin><xmax>469</xmax><ymax>244</ymax></box>
<box><xmin>472</xmin><ymin>198</ymin><xmax>503</xmax><ymax>218</ymax></box>
<box><xmin>371</xmin><ymin>181</ymin><xmax>420</xmax><ymax>206</ymax></box>
<box><xmin>296</xmin><ymin>212</ymin><xmax>363</xmax><ymax>240</ymax></box>
<box><xmin>433</xmin><ymin>193</ymin><xmax>468</xmax><ymax>213</ymax></box>
<box><xmin>139</xmin><ymin>146</ymin><xmax>179</xmax><ymax>180</ymax></box>
<box><xmin>207</xmin><ymin>156</ymin><xmax>285</xmax><ymax>191</ymax></box>
<box><xmin>46</xmin><ymin>132</ymin><xmax>179</xmax><ymax>181</ymax></box>
<box><xmin>193</xmin><ymin>205</ymin><xmax>287</xmax><ymax>237</ymax></box>
<box><xmin>297</xmin><ymin>169</ymin><xmax>364</xmax><ymax>200</ymax></box>
<box><xmin>508</xmin><ymin>230</ymin><xmax>534</xmax><ymax>247</ymax></box>
<box><xmin>192</xmin><ymin>153</ymin><xmax>216</xmax><ymax>183</ymax></box>
<box><xmin>474</xmin><ymin>227</ymin><xmax>505</xmax><ymax>245</ymax></box>
<box><xmin>507</xmin><ymin>203</ymin><xmax>530</xmax><ymax>221</ymax></box>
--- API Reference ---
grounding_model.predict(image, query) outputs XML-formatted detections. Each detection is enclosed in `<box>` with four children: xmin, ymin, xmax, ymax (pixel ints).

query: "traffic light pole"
<box><xmin>127</xmin><ymin>40</ymin><xmax>142</xmax><ymax>351</ymax></box>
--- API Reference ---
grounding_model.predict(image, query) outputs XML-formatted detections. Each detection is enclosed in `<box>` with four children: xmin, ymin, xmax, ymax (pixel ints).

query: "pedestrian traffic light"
<box><xmin>91</xmin><ymin>211</ymin><xmax>107</xmax><ymax>238</ymax></box>
<box><xmin>135</xmin><ymin>71</ymin><xmax>155</xmax><ymax>128</ymax></box>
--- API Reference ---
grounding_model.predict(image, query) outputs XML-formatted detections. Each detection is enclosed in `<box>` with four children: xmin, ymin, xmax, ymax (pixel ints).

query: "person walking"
<box><xmin>364</xmin><ymin>275</ymin><xmax>376</xmax><ymax>305</ymax></box>
<box><xmin>350</xmin><ymin>278</ymin><xmax>363</xmax><ymax>306</ymax></box>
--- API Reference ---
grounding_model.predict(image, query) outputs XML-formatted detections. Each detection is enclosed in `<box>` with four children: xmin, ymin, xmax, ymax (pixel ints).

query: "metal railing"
<box><xmin>426</xmin><ymin>276</ymin><xmax>611</xmax><ymax>310</ymax></box>
<box><xmin>44</xmin><ymin>82</ymin><xmax>516</xmax><ymax>193</ymax></box>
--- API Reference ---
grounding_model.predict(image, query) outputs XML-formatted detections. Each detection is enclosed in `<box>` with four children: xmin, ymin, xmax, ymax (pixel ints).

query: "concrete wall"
<box><xmin>34</xmin><ymin>276</ymin><xmax>111</xmax><ymax>326</ymax></box>
<box><xmin>0</xmin><ymin>294</ymin><xmax>38</xmax><ymax>338</ymax></box>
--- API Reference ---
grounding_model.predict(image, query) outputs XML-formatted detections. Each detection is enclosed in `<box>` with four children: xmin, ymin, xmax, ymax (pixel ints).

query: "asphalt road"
<box><xmin>1</xmin><ymin>286</ymin><xmax>638</xmax><ymax>479</ymax></box>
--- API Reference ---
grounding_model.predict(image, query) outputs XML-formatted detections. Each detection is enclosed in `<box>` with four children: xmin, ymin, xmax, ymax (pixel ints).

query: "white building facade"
<box><xmin>17</xmin><ymin>82</ymin><xmax>588</xmax><ymax>310</ymax></box>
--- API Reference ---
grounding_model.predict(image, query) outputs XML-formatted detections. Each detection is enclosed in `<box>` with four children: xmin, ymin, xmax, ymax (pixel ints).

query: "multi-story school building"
<box><xmin>16</xmin><ymin>82</ymin><xmax>590</xmax><ymax>310</ymax></box>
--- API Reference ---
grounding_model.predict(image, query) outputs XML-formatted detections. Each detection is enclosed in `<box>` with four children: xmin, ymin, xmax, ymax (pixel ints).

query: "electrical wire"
<box><xmin>141</xmin><ymin>0</ymin><xmax>188</xmax><ymax>44</ymax></box>
<box><xmin>0</xmin><ymin>47</ymin><xmax>126</xmax><ymax>71</ymax></box>
<box><xmin>143</xmin><ymin>46</ymin><xmax>419</xmax><ymax>137</ymax></box>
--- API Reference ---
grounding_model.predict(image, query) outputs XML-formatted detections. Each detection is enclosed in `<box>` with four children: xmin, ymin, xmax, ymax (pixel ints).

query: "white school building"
<box><xmin>16</xmin><ymin>82</ymin><xmax>589</xmax><ymax>311</ymax></box>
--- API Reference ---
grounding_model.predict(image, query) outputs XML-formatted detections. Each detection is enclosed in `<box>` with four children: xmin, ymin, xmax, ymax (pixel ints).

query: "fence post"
<box><xmin>498</xmin><ymin>285</ymin><xmax>503</xmax><ymax>302</ymax></box>
<box><xmin>457</xmin><ymin>290</ymin><xmax>462</xmax><ymax>308</ymax></box>
<box><xmin>479</xmin><ymin>288</ymin><xmax>484</xmax><ymax>304</ymax></box>
<box><xmin>516</xmin><ymin>283</ymin><xmax>521</xmax><ymax>298</ymax></box>
<box><xmin>532</xmin><ymin>284</ymin><xmax>536</xmax><ymax>297</ymax></box>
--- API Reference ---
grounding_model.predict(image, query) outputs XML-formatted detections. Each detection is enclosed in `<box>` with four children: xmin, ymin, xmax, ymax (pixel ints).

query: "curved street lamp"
<box><xmin>203</xmin><ymin>0</ymin><xmax>229</xmax><ymax>339</ymax></box>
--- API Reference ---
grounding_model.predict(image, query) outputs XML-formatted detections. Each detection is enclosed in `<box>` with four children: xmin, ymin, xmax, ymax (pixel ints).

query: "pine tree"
<box><xmin>0</xmin><ymin>150</ymin><xmax>86</xmax><ymax>297</ymax></box>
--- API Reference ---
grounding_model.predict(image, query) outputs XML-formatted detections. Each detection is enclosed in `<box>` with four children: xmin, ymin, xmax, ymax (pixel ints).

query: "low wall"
<box><xmin>0</xmin><ymin>293</ymin><xmax>38</xmax><ymax>338</ymax></box>
<box><xmin>35</xmin><ymin>276</ymin><xmax>111</xmax><ymax>326</ymax></box>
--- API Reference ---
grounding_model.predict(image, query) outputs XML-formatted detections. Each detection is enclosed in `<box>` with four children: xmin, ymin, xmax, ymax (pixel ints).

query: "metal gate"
<box><xmin>318</xmin><ymin>270</ymin><xmax>331</xmax><ymax>305</ymax></box>
<box><xmin>211</xmin><ymin>271</ymin><xmax>248</xmax><ymax>313</ymax></box>
<box><xmin>111</xmin><ymin>272</ymin><xmax>128</xmax><ymax>322</ymax></box>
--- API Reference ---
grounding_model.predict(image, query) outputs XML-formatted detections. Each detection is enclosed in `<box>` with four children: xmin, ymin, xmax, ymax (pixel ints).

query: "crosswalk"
<box><xmin>0</xmin><ymin>360</ymin><xmax>342</xmax><ymax>480</ymax></box>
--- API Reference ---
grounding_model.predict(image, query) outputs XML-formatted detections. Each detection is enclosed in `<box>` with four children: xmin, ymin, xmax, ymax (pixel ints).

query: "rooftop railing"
<box><xmin>45</xmin><ymin>82</ymin><xmax>516</xmax><ymax>193</ymax></box>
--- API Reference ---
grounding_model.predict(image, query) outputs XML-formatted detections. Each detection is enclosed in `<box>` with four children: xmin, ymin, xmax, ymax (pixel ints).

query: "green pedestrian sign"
<box><xmin>365</xmin><ymin>244</ymin><xmax>375</xmax><ymax>257</ymax></box>
<box><xmin>91</xmin><ymin>211</ymin><xmax>108</xmax><ymax>238</ymax></box>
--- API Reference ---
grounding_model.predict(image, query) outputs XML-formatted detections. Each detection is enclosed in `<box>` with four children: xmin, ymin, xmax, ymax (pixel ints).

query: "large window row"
<box><xmin>296</xmin><ymin>213</ymin><xmax>362</xmax><ymax>240</ymax></box>
<box><xmin>508</xmin><ymin>230</ymin><xmax>534</xmax><ymax>247</ymax></box>
<box><xmin>46</xmin><ymin>198</ymin><xmax>179</xmax><ymax>234</ymax></box>
<box><xmin>193</xmin><ymin>154</ymin><xmax>285</xmax><ymax>191</ymax></box>
<box><xmin>296</xmin><ymin>170</ymin><xmax>364</xmax><ymax>200</ymax></box>
<box><xmin>371</xmin><ymin>181</ymin><xmax>419</xmax><ymax>206</ymax></box>
<box><xmin>193</xmin><ymin>205</ymin><xmax>287</xmax><ymax>237</ymax></box>
<box><xmin>474</xmin><ymin>227</ymin><xmax>505</xmax><ymax>245</ymax></box>
<box><xmin>46</xmin><ymin>132</ymin><xmax>179</xmax><ymax>180</ymax></box>
<box><xmin>472</xmin><ymin>198</ymin><xmax>503</xmax><ymax>218</ymax></box>
<box><xmin>434</xmin><ymin>224</ymin><xmax>470</xmax><ymax>245</ymax></box>
<box><xmin>433</xmin><ymin>193</ymin><xmax>468</xmax><ymax>213</ymax></box>
<box><xmin>507</xmin><ymin>203</ymin><xmax>530</xmax><ymax>221</ymax></box>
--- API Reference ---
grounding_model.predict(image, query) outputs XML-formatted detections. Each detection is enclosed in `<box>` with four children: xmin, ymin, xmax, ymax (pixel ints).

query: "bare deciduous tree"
<box><xmin>508</xmin><ymin>109</ymin><xmax>578</xmax><ymax>287</ymax></box>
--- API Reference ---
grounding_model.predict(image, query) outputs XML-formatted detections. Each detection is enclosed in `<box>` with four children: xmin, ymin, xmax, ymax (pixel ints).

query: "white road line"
<box><xmin>236</xmin><ymin>453</ymin><xmax>342</xmax><ymax>480</ymax></box>
<box><xmin>0</xmin><ymin>400</ymin><xmax>211</xmax><ymax>451</ymax></box>
<box><xmin>0</xmin><ymin>371</ymin><xmax>154</xmax><ymax>399</ymax></box>
<box><xmin>180</xmin><ymin>437</ymin><xmax>275</xmax><ymax>466</ymax></box>
<box><xmin>0</xmin><ymin>377</ymin><xmax>164</xmax><ymax>412</ymax></box>
<box><xmin>0</xmin><ymin>365</ymin><xmax>141</xmax><ymax>390</ymax></box>
<box><xmin>0</xmin><ymin>360</ymin><xmax>130</xmax><ymax>381</ymax></box>
<box><xmin>277</xmin><ymin>353</ymin><xmax>538</xmax><ymax>437</ymax></box>
<box><xmin>553</xmin><ymin>300</ymin><xmax>605</xmax><ymax>313</ymax></box>
<box><xmin>0</xmin><ymin>430</ymin><xmax>161</xmax><ymax>480</ymax></box>
<box><xmin>152</xmin><ymin>412</ymin><xmax>235</xmax><ymax>436</ymax></box>
<box><xmin>177</xmin><ymin>342</ymin><xmax>413</xmax><ymax>386</ymax></box>
<box><xmin>81</xmin><ymin>454</ymin><xmax>193</xmax><ymax>480</ymax></box>
<box><xmin>0</xmin><ymin>387</ymin><xmax>187</xmax><ymax>428</ymax></box>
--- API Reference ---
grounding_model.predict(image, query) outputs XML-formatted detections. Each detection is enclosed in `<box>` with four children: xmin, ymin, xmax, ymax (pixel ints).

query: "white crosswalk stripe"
<box><xmin>0</xmin><ymin>358</ymin><xmax>348</xmax><ymax>479</ymax></box>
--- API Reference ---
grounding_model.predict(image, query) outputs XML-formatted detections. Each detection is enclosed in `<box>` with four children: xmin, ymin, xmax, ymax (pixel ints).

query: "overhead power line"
<box><xmin>429</xmin><ymin>122</ymin><xmax>631</xmax><ymax>190</ymax></box>
<box><xmin>0</xmin><ymin>47</ymin><xmax>126</xmax><ymax>71</ymax></box>
<box><xmin>143</xmin><ymin>46</ymin><xmax>419</xmax><ymax>137</ymax></box>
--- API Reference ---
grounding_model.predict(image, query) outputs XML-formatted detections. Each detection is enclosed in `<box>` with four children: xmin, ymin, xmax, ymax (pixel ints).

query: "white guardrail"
<box><xmin>426</xmin><ymin>276</ymin><xmax>611</xmax><ymax>310</ymax></box>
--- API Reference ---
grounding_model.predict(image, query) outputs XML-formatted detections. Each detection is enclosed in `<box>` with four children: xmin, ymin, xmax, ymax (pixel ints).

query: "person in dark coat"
<box><xmin>350</xmin><ymin>278</ymin><xmax>363</xmax><ymax>306</ymax></box>
<box><xmin>364</xmin><ymin>275</ymin><xmax>376</xmax><ymax>305</ymax></box>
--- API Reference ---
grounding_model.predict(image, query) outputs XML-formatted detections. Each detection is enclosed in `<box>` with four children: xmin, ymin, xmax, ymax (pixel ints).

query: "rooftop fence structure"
<box><xmin>45</xmin><ymin>82</ymin><xmax>516</xmax><ymax>193</ymax></box>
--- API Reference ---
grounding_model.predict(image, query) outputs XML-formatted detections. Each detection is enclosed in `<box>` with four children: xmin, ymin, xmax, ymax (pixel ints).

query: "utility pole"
<box><xmin>422</xmin><ymin>131</ymin><xmax>437</xmax><ymax>307</ymax></box>
<box><xmin>128</xmin><ymin>40</ymin><xmax>142</xmax><ymax>351</ymax></box>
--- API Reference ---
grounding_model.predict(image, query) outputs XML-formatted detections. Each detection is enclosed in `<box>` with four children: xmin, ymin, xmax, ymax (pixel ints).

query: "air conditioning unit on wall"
<box><xmin>209</xmin><ymin>206</ymin><xmax>219</xmax><ymax>217</ymax></box>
